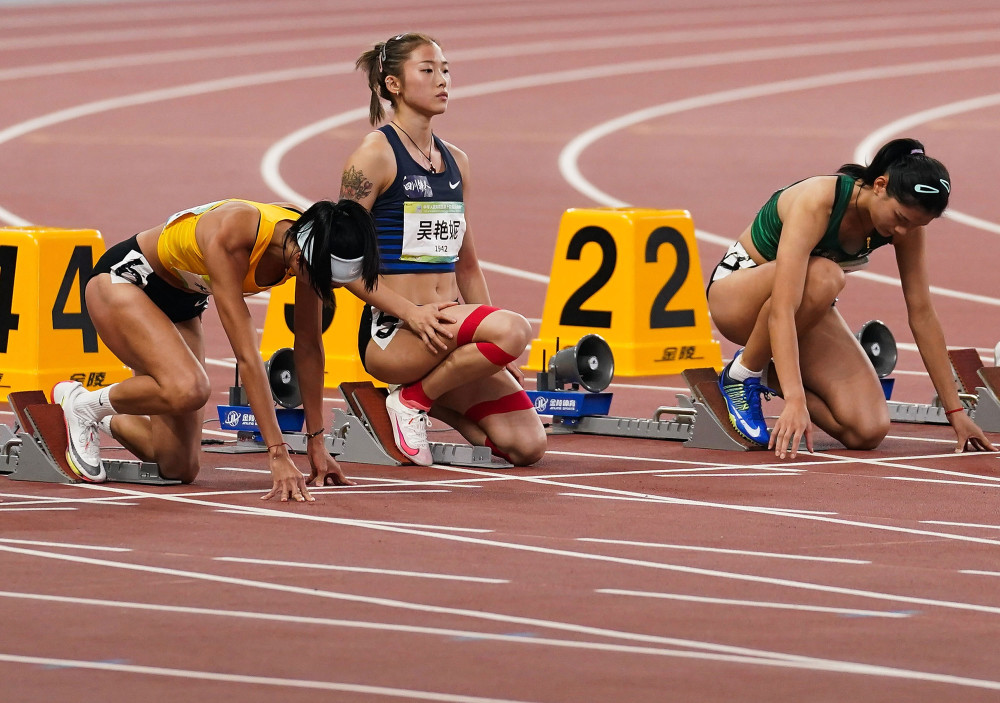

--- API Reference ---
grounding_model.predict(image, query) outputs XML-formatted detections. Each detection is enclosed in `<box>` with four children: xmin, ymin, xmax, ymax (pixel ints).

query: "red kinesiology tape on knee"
<box><xmin>457</xmin><ymin>305</ymin><xmax>500</xmax><ymax>346</ymax></box>
<box><xmin>476</xmin><ymin>342</ymin><xmax>517</xmax><ymax>367</ymax></box>
<box><xmin>464</xmin><ymin>390</ymin><xmax>534</xmax><ymax>423</ymax></box>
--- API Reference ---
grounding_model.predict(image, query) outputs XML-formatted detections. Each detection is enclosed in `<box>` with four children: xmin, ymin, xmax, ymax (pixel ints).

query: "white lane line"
<box><xmin>0</xmin><ymin>506</ymin><xmax>77</xmax><ymax>512</ymax></box>
<box><xmin>960</xmin><ymin>570</ymin><xmax>1000</xmax><ymax>578</ymax></box>
<box><xmin>654</xmin><ymin>472</ymin><xmax>803</xmax><ymax>478</ymax></box>
<box><xmin>883</xmin><ymin>476</ymin><xmax>1000</xmax><ymax>489</ymax></box>
<box><xmin>922</xmin><ymin>521</ymin><xmax>1000</xmax><ymax>531</ymax></box>
<box><xmin>433</xmin><ymin>464</ymin><xmax>1000</xmax><ymax>549</ymax></box>
<box><xmin>578</xmin><ymin>538</ymin><xmax>868</xmax><ymax>564</ymax></box>
<box><xmin>30</xmin><ymin>485</ymin><xmax>1000</xmax><ymax>620</ymax></box>
<box><xmin>561</xmin><ymin>492</ymin><xmax>835</xmax><ymax>510</ymax></box>
<box><xmin>0</xmin><ymin>588</ymin><xmax>880</xmax><ymax>666</ymax></box>
<box><xmin>884</xmin><ymin>435</ymin><xmax>956</xmax><ymax>445</ymax></box>
<box><xmin>655</xmin><ymin>466</ymin><xmax>804</xmax><ymax>474</ymax></box>
<box><xmin>597</xmin><ymin>590</ymin><xmax>911</xmax><ymax>618</ymax></box>
<box><xmin>5</xmin><ymin>544</ymin><xmax>1000</xmax><ymax>690</ymax></box>
<box><xmin>215</xmin><ymin>556</ymin><xmax>508</xmax><ymax>584</ymax></box>
<box><xmin>0</xmin><ymin>652</ymin><xmax>540</xmax><ymax>703</ymax></box>
<box><xmin>0</xmin><ymin>0</ymin><xmax>685</xmax><ymax>50</ymax></box>
<box><xmin>358</xmin><ymin>519</ymin><xmax>493</xmax><ymax>533</ymax></box>
<box><xmin>0</xmin><ymin>538</ymin><xmax>130</xmax><ymax>552</ymax></box>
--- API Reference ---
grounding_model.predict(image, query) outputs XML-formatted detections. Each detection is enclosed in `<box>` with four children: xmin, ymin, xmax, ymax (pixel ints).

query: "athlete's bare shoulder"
<box><xmin>779</xmin><ymin>175</ymin><xmax>839</xmax><ymax>215</ymax></box>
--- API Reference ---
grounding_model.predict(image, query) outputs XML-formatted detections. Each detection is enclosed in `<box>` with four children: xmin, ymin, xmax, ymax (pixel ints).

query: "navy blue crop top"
<box><xmin>370</xmin><ymin>125</ymin><xmax>466</xmax><ymax>275</ymax></box>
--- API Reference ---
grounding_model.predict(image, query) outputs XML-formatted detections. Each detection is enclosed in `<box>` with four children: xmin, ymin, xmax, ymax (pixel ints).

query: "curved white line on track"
<box><xmin>558</xmin><ymin>54</ymin><xmax>1000</xmax><ymax>306</ymax></box>
<box><xmin>6</xmin><ymin>13</ymin><xmax>1000</xmax><ymax>83</ymax></box>
<box><xmin>854</xmin><ymin>92</ymin><xmax>1000</xmax><ymax>235</ymax></box>
<box><xmin>1</xmin><ymin>30</ymin><xmax>997</xmax><ymax>226</ymax></box>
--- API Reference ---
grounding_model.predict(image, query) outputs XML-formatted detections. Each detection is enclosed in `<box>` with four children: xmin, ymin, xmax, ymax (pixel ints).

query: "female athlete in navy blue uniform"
<box><xmin>339</xmin><ymin>33</ymin><xmax>546</xmax><ymax>466</ymax></box>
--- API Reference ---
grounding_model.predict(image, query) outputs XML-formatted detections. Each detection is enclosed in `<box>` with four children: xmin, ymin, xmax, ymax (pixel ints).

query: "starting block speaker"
<box><xmin>526</xmin><ymin>208</ymin><xmax>722</xmax><ymax>376</ymax></box>
<box><xmin>265</xmin><ymin>347</ymin><xmax>301</xmax><ymax>408</ymax></box>
<box><xmin>259</xmin><ymin>281</ymin><xmax>382</xmax><ymax>387</ymax></box>
<box><xmin>547</xmin><ymin>333</ymin><xmax>615</xmax><ymax>393</ymax></box>
<box><xmin>856</xmin><ymin>319</ymin><xmax>897</xmax><ymax>378</ymax></box>
<box><xmin>0</xmin><ymin>227</ymin><xmax>131</xmax><ymax>396</ymax></box>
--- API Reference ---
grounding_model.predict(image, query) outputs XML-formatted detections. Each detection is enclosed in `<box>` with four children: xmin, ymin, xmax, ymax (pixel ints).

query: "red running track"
<box><xmin>2</xmin><ymin>1</ymin><xmax>1000</xmax><ymax>701</ymax></box>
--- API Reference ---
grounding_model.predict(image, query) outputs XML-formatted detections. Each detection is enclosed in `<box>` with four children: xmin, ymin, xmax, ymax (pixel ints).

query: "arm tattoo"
<box><xmin>341</xmin><ymin>166</ymin><xmax>374</xmax><ymax>201</ymax></box>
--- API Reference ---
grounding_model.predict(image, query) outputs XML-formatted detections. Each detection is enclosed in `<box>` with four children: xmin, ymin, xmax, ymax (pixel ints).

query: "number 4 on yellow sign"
<box><xmin>0</xmin><ymin>227</ymin><xmax>131</xmax><ymax>395</ymax></box>
<box><xmin>526</xmin><ymin>208</ymin><xmax>722</xmax><ymax>376</ymax></box>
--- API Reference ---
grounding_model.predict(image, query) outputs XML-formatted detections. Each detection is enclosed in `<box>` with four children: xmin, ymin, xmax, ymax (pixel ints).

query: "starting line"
<box><xmin>5</xmin><ymin>350</ymin><xmax>999</xmax><ymax>486</ymax></box>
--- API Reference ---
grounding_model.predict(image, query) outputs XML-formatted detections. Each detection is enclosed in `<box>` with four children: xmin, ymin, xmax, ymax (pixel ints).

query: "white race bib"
<box><xmin>171</xmin><ymin>268</ymin><xmax>212</xmax><ymax>295</ymax></box>
<box><xmin>401</xmin><ymin>201</ymin><xmax>466</xmax><ymax>263</ymax></box>
<box><xmin>166</xmin><ymin>200</ymin><xmax>224</xmax><ymax>227</ymax></box>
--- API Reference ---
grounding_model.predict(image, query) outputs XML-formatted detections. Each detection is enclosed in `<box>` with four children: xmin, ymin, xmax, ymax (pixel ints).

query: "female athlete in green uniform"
<box><xmin>707</xmin><ymin>137</ymin><xmax>994</xmax><ymax>458</ymax></box>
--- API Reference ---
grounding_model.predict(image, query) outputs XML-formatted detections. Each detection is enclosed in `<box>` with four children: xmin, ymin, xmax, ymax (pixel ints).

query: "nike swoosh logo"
<box><xmin>393</xmin><ymin>421</ymin><xmax>420</xmax><ymax>457</ymax></box>
<box><xmin>738</xmin><ymin>419</ymin><xmax>762</xmax><ymax>438</ymax></box>
<box><xmin>449</xmin><ymin>180</ymin><xmax>460</xmax><ymax>189</ymax></box>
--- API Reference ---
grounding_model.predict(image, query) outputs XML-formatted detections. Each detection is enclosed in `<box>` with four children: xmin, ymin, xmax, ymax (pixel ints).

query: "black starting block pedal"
<box><xmin>331</xmin><ymin>382</ymin><xmax>513</xmax><ymax>468</ymax></box>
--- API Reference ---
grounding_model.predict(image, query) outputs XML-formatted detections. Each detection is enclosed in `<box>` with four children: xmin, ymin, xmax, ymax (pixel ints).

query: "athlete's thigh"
<box><xmin>364</xmin><ymin>303</ymin><xmax>497</xmax><ymax>383</ymax></box>
<box><xmin>86</xmin><ymin>274</ymin><xmax>204</xmax><ymax>381</ymax></box>
<box><xmin>707</xmin><ymin>263</ymin><xmax>778</xmax><ymax>344</ymax></box>
<box><xmin>799</xmin><ymin>308</ymin><xmax>885</xmax><ymax>420</ymax></box>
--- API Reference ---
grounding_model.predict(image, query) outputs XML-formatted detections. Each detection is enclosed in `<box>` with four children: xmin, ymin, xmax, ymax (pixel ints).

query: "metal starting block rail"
<box><xmin>331</xmin><ymin>382</ymin><xmax>513</xmax><ymax>468</ymax></box>
<box><xmin>2</xmin><ymin>390</ymin><xmax>179</xmax><ymax>485</ymax></box>
<box><xmin>533</xmin><ymin>367</ymin><xmax>760</xmax><ymax>452</ymax></box>
<box><xmin>886</xmin><ymin>350</ymin><xmax>1000</xmax><ymax>433</ymax></box>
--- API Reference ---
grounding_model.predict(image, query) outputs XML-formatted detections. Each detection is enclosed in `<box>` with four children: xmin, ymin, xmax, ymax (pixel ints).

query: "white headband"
<box><xmin>296</xmin><ymin>222</ymin><xmax>364</xmax><ymax>284</ymax></box>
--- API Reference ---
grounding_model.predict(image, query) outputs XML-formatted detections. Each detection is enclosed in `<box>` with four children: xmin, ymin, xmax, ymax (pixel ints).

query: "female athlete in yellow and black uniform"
<box><xmin>54</xmin><ymin>198</ymin><xmax>379</xmax><ymax>501</ymax></box>
<box><xmin>339</xmin><ymin>33</ymin><xmax>546</xmax><ymax>467</ymax></box>
<box><xmin>707</xmin><ymin>138</ymin><xmax>994</xmax><ymax>458</ymax></box>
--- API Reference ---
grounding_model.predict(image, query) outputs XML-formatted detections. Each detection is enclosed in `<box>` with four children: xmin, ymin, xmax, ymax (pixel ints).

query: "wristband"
<box><xmin>944</xmin><ymin>407</ymin><xmax>965</xmax><ymax>416</ymax></box>
<box><xmin>305</xmin><ymin>427</ymin><xmax>325</xmax><ymax>439</ymax></box>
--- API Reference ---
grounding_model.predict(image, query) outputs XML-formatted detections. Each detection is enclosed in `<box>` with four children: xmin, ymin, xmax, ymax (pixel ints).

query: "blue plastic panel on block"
<box><xmin>525</xmin><ymin>391</ymin><xmax>613</xmax><ymax>418</ymax></box>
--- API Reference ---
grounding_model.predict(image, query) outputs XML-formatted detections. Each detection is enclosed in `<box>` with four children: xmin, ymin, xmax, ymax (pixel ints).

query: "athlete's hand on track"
<box><xmin>949</xmin><ymin>412</ymin><xmax>996</xmax><ymax>453</ymax></box>
<box><xmin>306</xmin><ymin>438</ymin><xmax>355</xmax><ymax>487</ymax></box>
<box><xmin>261</xmin><ymin>452</ymin><xmax>315</xmax><ymax>502</ymax></box>
<box><xmin>769</xmin><ymin>398</ymin><xmax>813</xmax><ymax>459</ymax></box>
<box><xmin>405</xmin><ymin>301</ymin><xmax>457</xmax><ymax>353</ymax></box>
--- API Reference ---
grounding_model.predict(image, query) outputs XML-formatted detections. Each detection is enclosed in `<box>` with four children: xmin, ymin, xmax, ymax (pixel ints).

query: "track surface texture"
<box><xmin>2</xmin><ymin>1</ymin><xmax>1000</xmax><ymax>701</ymax></box>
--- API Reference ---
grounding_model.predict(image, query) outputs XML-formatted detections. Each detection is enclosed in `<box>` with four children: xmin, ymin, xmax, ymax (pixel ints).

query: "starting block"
<box><xmin>887</xmin><ymin>349</ymin><xmax>1000</xmax><ymax>432</ymax></box>
<box><xmin>331</xmin><ymin>382</ymin><xmax>513</xmax><ymax>468</ymax></box>
<box><xmin>681</xmin><ymin>368</ymin><xmax>764</xmax><ymax>451</ymax></box>
<box><xmin>532</xmin><ymin>366</ymin><xmax>759</xmax><ymax>452</ymax></box>
<box><xmin>2</xmin><ymin>390</ymin><xmax>179</xmax><ymax>485</ymax></box>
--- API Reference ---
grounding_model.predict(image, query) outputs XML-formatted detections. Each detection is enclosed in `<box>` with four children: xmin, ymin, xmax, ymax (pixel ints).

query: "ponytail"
<box><xmin>838</xmin><ymin>137</ymin><xmax>950</xmax><ymax>216</ymax></box>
